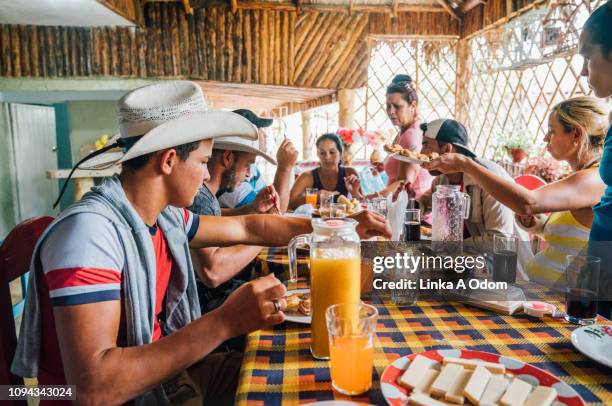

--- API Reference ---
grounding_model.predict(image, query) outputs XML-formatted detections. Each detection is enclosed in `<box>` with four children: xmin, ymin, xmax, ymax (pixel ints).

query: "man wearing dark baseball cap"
<box><xmin>417</xmin><ymin>119</ymin><xmax>527</xmax><ymax>249</ymax></box>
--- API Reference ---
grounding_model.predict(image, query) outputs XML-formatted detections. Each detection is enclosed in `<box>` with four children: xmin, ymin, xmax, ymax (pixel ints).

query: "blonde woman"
<box><xmin>424</xmin><ymin>97</ymin><xmax>608</xmax><ymax>284</ymax></box>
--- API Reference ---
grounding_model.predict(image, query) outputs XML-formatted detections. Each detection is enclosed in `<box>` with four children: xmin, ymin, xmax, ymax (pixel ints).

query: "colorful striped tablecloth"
<box><xmin>236</xmin><ymin>273</ymin><xmax>611</xmax><ymax>405</ymax></box>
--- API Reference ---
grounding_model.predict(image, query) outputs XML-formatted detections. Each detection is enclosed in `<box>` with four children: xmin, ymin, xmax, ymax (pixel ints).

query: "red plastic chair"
<box><xmin>0</xmin><ymin>216</ymin><xmax>53</xmax><ymax>392</ymax></box>
<box><xmin>514</xmin><ymin>174</ymin><xmax>546</xmax><ymax>190</ymax></box>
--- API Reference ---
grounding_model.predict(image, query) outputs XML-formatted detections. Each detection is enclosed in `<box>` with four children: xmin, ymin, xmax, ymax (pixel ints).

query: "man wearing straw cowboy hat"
<box><xmin>12</xmin><ymin>81</ymin><xmax>390</xmax><ymax>405</ymax></box>
<box><xmin>189</xmin><ymin>111</ymin><xmax>296</xmax><ymax>319</ymax></box>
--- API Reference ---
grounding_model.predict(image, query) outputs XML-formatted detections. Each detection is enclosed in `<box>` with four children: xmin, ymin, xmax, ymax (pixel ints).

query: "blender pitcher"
<box><xmin>432</xmin><ymin>185</ymin><xmax>471</xmax><ymax>248</ymax></box>
<box><xmin>288</xmin><ymin>218</ymin><xmax>361</xmax><ymax>359</ymax></box>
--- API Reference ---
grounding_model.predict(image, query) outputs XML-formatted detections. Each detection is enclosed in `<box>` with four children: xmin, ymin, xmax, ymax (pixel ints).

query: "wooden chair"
<box><xmin>0</xmin><ymin>216</ymin><xmax>53</xmax><ymax>392</ymax></box>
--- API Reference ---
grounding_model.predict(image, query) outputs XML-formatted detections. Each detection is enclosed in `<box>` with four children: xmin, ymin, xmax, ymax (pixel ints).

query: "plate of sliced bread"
<box><xmin>384</xmin><ymin>143</ymin><xmax>439</xmax><ymax>165</ymax></box>
<box><xmin>380</xmin><ymin>349</ymin><xmax>584</xmax><ymax>406</ymax></box>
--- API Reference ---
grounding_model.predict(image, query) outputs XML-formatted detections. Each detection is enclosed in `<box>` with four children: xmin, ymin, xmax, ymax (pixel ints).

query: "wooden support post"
<box><xmin>454</xmin><ymin>39</ymin><xmax>469</xmax><ymax>125</ymax></box>
<box><xmin>301</xmin><ymin>110</ymin><xmax>312</xmax><ymax>161</ymax></box>
<box><xmin>338</xmin><ymin>89</ymin><xmax>357</xmax><ymax>129</ymax></box>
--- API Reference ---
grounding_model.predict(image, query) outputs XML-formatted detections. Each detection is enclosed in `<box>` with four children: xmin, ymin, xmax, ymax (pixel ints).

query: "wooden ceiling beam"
<box><xmin>433</xmin><ymin>0</ymin><xmax>461</xmax><ymax>20</ymax></box>
<box><xmin>142</xmin><ymin>0</ymin><xmax>448</xmax><ymax>14</ymax></box>
<box><xmin>237</xmin><ymin>2</ymin><xmax>447</xmax><ymax>13</ymax></box>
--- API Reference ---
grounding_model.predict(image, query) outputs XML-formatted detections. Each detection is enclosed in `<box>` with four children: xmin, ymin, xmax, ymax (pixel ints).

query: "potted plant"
<box><xmin>492</xmin><ymin>130</ymin><xmax>533</xmax><ymax>163</ymax></box>
<box><xmin>504</xmin><ymin>140</ymin><xmax>530</xmax><ymax>163</ymax></box>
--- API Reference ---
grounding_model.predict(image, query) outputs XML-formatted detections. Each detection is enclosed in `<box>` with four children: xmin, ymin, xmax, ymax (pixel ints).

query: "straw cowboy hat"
<box><xmin>81</xmin><ymin>81</ymin><xmax>259</xmax><ymax>167</ymax></box>
<box><xmin>213</xmin><ymin>135</ymin><xmax>277</xmax><ymax>165</ymax></box>
<box><xmin>119</xmin><ymin>81</ymin><xmax>257</xmax><ymax>162</ymax></box>
<box><xmin>54</xmin><ymin>81</ymin><xmax>258</xmax><ymax>207</ymax></box>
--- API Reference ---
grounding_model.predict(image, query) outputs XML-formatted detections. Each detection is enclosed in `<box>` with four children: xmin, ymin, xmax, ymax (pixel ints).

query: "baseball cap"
<box><xmin>420</xmin><ymin>119</ymin><xmax>476</xmax><ymax>158</ymax></box>
<box><xmin>233</xmin><ymin>109</ymin><xmax>274</xmax><ymax>128</ymax></box>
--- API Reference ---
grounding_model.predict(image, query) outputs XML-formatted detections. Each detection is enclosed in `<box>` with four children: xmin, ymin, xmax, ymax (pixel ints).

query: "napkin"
<box><xmin>293</xmin><ymin>204</ymin><xmax>315</xmax><ymax>217</ymax></box>
<box><xmin>387</xmin><ymin>190</ymin><xmax>408</xmax><ymax>241</ymax></box>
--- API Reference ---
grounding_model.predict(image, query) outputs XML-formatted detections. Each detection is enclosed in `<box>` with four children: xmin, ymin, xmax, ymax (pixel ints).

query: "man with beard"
<box><xmin>188</xmin><ymin>127</ymin><xmax>291</xmax><ymax>323</ymax></box>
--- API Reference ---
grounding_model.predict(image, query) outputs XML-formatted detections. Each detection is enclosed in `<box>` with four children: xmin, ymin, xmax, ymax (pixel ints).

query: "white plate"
<box><xmin>284</xmin><ymin>288</ymin><xmax>311</xmax><ymax>324</ymax></box>
<box><xmin>571</xmin><ymin>324</ymin><xmax>612</xmax><ymax>368</ymax></box>
<box><xmin>390</xmin><ymin>153</ymin><xmax>429</xmax><ymax>165</ymax></box>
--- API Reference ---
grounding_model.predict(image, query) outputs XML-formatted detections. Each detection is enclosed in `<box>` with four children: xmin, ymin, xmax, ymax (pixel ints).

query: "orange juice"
<box><xmin>305</xmin><ymin>193</ymin><xmax>318</xmax><ymax>207</ymax></box>
<box><xmin>310</xmin><ymin>254</ymin><xmax>360</xmax><ymax>359</ymax></box>
<box><xmin>329</xmin><ymin>335</ymin><xmax>374</xmax><ymax>395</ymax></box>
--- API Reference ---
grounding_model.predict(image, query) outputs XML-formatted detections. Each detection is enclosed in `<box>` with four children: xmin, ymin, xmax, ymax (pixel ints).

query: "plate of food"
<box><xmin>380</xmin><ymin>349</ymin><xmax>584</xmax><ymax>406</ymax></box>
<box><xmin>384</xmin><ymin>143</ymin><xmax>438</xmax><ymax>165</ymax></box>
<box><xmin>284</xmin><ymin>288</ymin><xmax>311</xmax><ymax>324</ymax></box>
<box><xmin>314</xmin><ymin>195</ymin><xmax>363</xmax><ymax>218</ymax></box>
<box><xmin>571</xmin><ymin>324</ymin><xmax>612</xmax><ymax>368</ymax></box>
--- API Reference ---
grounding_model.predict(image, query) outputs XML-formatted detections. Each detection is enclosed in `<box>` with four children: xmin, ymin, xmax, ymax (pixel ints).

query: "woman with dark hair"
<box><xmin>289</xmin><ymin>133</ymin><xmax>362</xmax><ymax>209</ymax></box>
<box><xmin>384</xmin><ymin>74</ymin><xmax>434</xmax><ymax>198</ymax></box>
<box><xmin>579</xmin><ymin>1</ymin><xmax>612</xmax><ymax>318</ymax></box>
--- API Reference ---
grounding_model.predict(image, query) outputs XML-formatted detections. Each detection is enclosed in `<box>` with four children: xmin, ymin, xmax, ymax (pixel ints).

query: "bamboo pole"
<box><xmin>195</xmin><ymin>8</ymin><xmax>207</xmax><ymax>79</ymax></box>
<box><xmin>244</xmin><ymin>11</ymin><xmax>252</xmax><ymax>82</ymax></box>
<box><xmin>170</xmin><ymin>4</ymin><xmax>180</xmax><ymax>76</ymax></box>
<box><xmin>234</xmin><ymin>10</ymin><xmax>243</xmax><ymax>82</ymax></box>
<box><xmin>288</xmin><ymin>11</ymin><xmax>295</xmax><ymax>86</ymax></box>
<box><xmin>58</xmin><ymin>26</ymin><xmax>66</xmax><ymax>76</ymax></box>
<box><xmin>101</xmin><ymin>27</ymin><xmax>109</xmax><ymax>76</ymax></box>
<box><xmin>37</xmin><ymin>26</ymin><xmax>46</xmax><ymax>76</ymax></box>
<box><xmin>281</xmin><ymin>11</ymin><xmax>289</xmax><ymax>85</ymax></box>
<box><xmin>253</xmin><ymin>10</ymin><xmax>259</xmax><ymax>83</ymax></box>
<box><xmin>129</xmin><ymin>27</ymin><xmax>138</xmax><ymax>77</ymax></box>
<box><xmin>179</xmin><ymin>5</ymin><xmax>190</xmax><ymax>76</ymax></box>
<box><xmin>30</xmin><ymin>26</ymin><xmax>39</xmax><ymax>77</ymax></box>
<box><xmin>266</xmin><ymin>10</ymin><xmax>274</xmax><ymax>84</ymax></box>
<box><xmin>260</xmin><ymin>10</ymin><xmax>268</xmax><ymax>84</ymax></box>
<box><xmin>274</xmin><ymin>11</ymin><xmax>282</xmax><ymax>84</ymax></box>
<box><xmin>91</xmin><ymin>27</ymin><xmax>100</xmax><ymax>75</ymax></box>
<box><xmin>226</xmin><ymin>7</ymin><xmax>234</xmax><ymax>82</ymax></box>
<box><xmin>120</xmin><ymin>27</ymin><xmax>130</xmax><ymax>76</ymax></box>
<box><xmin>84</xmin><ymin>27</ymin><xmax>92</xmax><ymax>76</ymax></box>
<box><xmin>161</xmin><ymin>4</ymin><xmax>171</xmax><ymax>76</ymax></box>
<box><xmin>19</xmin><ymin>26</ymin><xmax>30</xmax><ymax>77</ymax></box>
<box><xmin>218</xmin><ymin>6</ymin><xmax>226</xmax><ymax>81</ymax></box>
<box><xmin>10</xmin><ymin>26</ymin><xmax>20</xmax><ymax>77</ymax></box>
<box><xmin>0</xmin><ymin>26</ymin><xmax>10</xmax><ymax>76</ymax></box>
<box><xmin>207</xmin><ymin>6</ymin><xmax>217</xmax><ymax>79</ymax></box>
<box><xmin>137</xmin><ymin>27</ymin><xmax>147</xmax><ymax>77</ymax></box>
<box><xmin>110</xmin><ymin>27</ymin><xmax>119</xmax><ymax>76</ymax></box>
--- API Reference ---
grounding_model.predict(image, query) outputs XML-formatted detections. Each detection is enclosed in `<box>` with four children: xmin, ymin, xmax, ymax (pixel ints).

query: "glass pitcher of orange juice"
<box><xmin>288</xmin><ymin>218</ymin><xmax>361</xmax><ymax>359</ymax></box>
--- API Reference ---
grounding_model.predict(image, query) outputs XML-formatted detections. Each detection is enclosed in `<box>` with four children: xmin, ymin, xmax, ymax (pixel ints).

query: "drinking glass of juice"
<box><xmin>326</xmin><ymin>302</ymin><xmax>377</xmax><ymax>395</ymax></box>
<box><xmin>305</xmin><ymin>188</ymin><xmax>318</xmax><ymax>207</ymax></box>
